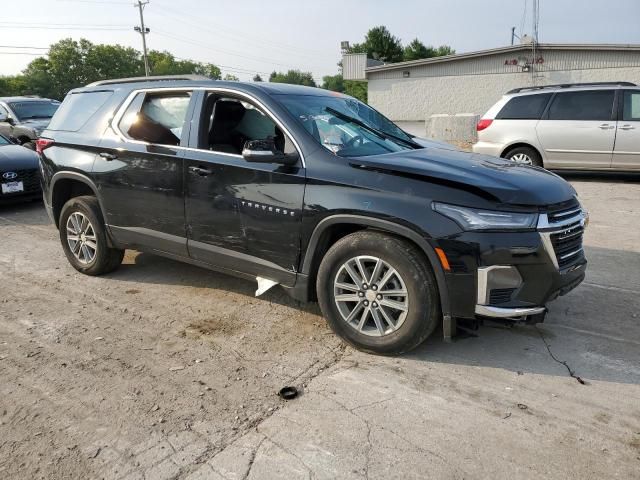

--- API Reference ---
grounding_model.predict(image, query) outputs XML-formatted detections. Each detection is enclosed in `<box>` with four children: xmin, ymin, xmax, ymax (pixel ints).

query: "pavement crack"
<box><xmin>240</xmin><ymin>436</ymin><xmax>266</xmax><ymax>480</ymax></box>
<box><xmin>535</xmin><ymin>326</ymin><xmax>587</xmax><ymax>385</ymax></box>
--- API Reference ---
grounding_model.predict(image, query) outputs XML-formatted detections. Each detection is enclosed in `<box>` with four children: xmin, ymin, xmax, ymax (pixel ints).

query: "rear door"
<box><xmin>612</xmin><ymin>89</ymin><xmax>640</xmax><ymax>170</ymax></box>
<box><xmin>183</xmin><ymin>90</ymin><xmax>305</xmax><ymax>286</ymax></box>
<box><xmin>536</xmin><ymin>89</ymin><xmax>616</xmax><ymax>169</ymax></box>
<box><xmin>94</xmin><ymin>89</ymin><xmax>195</xmax><ymax>255</ymax></box>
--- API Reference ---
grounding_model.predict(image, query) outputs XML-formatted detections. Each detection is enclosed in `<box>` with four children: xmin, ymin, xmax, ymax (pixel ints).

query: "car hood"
<box><xmin>350</xmin><ymin>146</ymin><xmax>576</xmax><ymax>206</ymax></box>
<box><xmin>0</xmin><ymin>145</ymin><xmax>39</xmax><ymax>170</ymax></box>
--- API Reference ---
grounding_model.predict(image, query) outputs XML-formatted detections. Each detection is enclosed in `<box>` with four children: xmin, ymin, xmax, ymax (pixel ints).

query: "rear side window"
<box><xmin>118</xmin><ymin>91</ymin><xmax>191</xmax><ymax>146</ymax></box>
<box><xmin>547</xmin><ymin>90</ymin><xmax>614</xmax><ymax>121</ymax></box>
<box><xmin>496</xmin><ymin>93</ymin><xmax>552</xmax><ymax>120</ymax></box>
<box><xmin>622</xmin><ymin>90</ymin><xmax>640</xmax><ymax>121</ymax></box>
<box><xmin>47</xmin><ymin>91</ymin><xmax>112</xmax><ymax>131</ymax></box>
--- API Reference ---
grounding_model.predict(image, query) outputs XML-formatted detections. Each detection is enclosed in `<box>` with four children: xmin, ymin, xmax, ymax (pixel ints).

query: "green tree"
<box><xmin>344</xmin><ymin>81</ymin><xmax>367</xmax><ymax>103</ymax></box>
<box><xmin>403</xmin><ymin>38</ymin><xmax>430</xmax><ymax>61</ymax></box>
<box><xmin>269</xmin><ymin>70</ymin><xmax>316</xmax><ymax>87</ymax></box>
<box><xmin>349</xmin><ymin>26</ymin><xmax>404</xmax><ymax>63</ymax></box>
<box><xmin>147</xmin><ymin>50</ymin><xmax>221</xmax><ymax>79</ymax></box>
<box><xmin>403</xmin><ymin>39</ymin><xmax>456</xmax><ymax>61</ymax></box>
<box><xmin>0</xmin><ymin>76</ymin><xmax>27</xmax><ymax>96</ymax></box>
<box><xmin>17</xmin><ymin>39</ymin><xmax>222</xmax><ymax>100</ymax></box>
<box><xmin>253</xmin><ymin>74</ymin><xmax>263</xmax><ymax>82</ymax></box>
<box><xmin>223</xmin><ymin>73</ymin><xmax>240</xmax><ymax>81</ymax></box>
<box><xmin>321</xmin><ymin>74</ymin><xmax>344</xmax><ymax>92</ymax></box>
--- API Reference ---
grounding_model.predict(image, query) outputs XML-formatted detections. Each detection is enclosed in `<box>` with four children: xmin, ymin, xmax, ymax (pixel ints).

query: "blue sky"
<box><xmin>1</xmin><ymin>0</ymin><xmax>638</xmax><ymax>81</ymax></box>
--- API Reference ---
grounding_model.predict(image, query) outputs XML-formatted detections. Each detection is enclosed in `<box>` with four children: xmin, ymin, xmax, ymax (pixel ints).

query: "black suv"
<box><xmin>39</xmin><ymin>76</ymin><xmax>587</xmax><ymax>354</ymax></box>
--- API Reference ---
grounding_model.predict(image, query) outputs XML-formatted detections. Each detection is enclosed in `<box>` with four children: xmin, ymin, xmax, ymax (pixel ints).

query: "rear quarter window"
<box><xmin>496</xmin><ymin>93</ymin><xmax>552</xmax><ymax>120</ymax></box>
<box><xmin>47</xmin><ymin>91</ymin><xmax>113</xmax><ymax>132</ymax></box>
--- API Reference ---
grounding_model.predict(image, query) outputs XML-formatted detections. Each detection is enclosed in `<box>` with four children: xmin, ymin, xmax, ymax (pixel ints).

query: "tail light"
<box><xmin>476</xmin><ymin>119</ymin><xmax>493</xmax><ymax>131</ymax></box>
<box><xmin>35</xmin><ymin>138</ymin><xmax>54</xmax><ymax>154</ymax></box>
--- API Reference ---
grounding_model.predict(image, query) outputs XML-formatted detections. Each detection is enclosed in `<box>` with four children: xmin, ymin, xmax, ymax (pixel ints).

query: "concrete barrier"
<box><xmin>424</xmin><ymin>113</ymin><xmax>480</xmax><ymax>143</ymax></box>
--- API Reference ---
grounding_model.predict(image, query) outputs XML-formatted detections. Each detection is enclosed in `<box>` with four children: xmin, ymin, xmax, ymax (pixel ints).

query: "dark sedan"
<box><xmin>0</xmin><ymin>134</ymin><xmax>41</xmax><ymax>203</ymax></box>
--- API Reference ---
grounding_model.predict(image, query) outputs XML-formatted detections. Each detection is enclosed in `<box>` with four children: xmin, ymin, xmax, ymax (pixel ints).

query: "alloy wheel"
<box><xmin>333</xmin><ymin>255</ymin><xmax>409</xmax><ymax>337</ymax></box>
<box><xmin>510</xmin><ymin>153</ymin><xmax>533</xmax><ymax>165</ymax></box>
<box><xmin>66</xmin><ymin>212</ymin><xmax>98</xmax><ymax>265</ymax></box>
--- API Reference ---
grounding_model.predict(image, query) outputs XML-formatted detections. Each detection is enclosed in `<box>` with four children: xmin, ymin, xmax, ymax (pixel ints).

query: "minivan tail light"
<box><xmin>476</xmin><ymin>119</ymin><xmax>493</xmax><ymax>131</ymax></box>
<box><xmin>35</xmin><ymin>138</ymin><xmax>54</xmax><ymax>154</ymax></box>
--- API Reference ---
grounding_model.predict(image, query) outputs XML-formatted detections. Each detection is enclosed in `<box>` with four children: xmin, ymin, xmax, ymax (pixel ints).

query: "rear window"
<box><xmin>547</xmin><ymin>90</ymin><xmax>615</xmax><ymax>121</ymax></box>
<box><xmin>496</xmin><ymin>93</ymin><xmax>552</xmax><ymax>120</ymax></box>
<box><xmin>47</xmin><ymin>91</ymin><xmax>113</xmax><ymax>132</ymax></box>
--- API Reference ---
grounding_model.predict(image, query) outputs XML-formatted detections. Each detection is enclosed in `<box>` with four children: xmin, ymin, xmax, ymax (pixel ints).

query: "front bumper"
<box><xmin>436</xmin><ymin>204</ymin><xmax>588</xmax><ymax>320</ymax></box>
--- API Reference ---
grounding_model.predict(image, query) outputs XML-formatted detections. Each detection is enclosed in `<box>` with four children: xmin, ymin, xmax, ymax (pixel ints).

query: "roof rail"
<box><xmin>86</xmin><ymin>75</ymin><xmax>212</xmax><ymax>87</ymax></box>
<box><xmin>507</xmin><ymin>81</ymin><xmax>636</xmax><ymax>94</ymax></box>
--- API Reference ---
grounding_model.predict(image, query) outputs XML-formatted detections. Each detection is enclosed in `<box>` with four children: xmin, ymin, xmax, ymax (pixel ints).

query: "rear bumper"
<box><xmin>472</xmin><ymin>141</ymin><xmax>504</xmax><ymax>157</ymax></box>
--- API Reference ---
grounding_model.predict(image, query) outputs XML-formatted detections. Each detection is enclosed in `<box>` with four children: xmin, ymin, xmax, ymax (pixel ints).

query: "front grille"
<box><xmin>489</xmin><ymin>288</ymin><xmax>516</xmax><ymax>305</ymax></box>
<box><xmin>1</xmin><ymin>168</ymin><xmax>40</xmax><ymax>194</ymax></box>
<box><xmin>550</xmin><ymin>222</ymin><xmax>584</xmax><ymax>269</ymax></box>
<box><xmin>547</xmin><ymin>200</ymin><xmax>581</xmax><ymax>224</ymax></box>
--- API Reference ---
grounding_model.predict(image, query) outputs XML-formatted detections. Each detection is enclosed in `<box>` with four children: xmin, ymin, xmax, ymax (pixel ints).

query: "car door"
<box><xmin>536</xmin><ymin>89</ymin><xmax>616</xmax><ymax>169</ymax></box>
<box><xmin>612</xmin><ymin>89</ymin><xmax>640</xmax><ymax>170</ymax></box>
<box><xmin>184</xmin><ymin>90</ymin><xmax>305</xmax><ymax>287</ymax></box>
<box><xmin>93</xmin><ymin>89</ymin><xmax>195</xmax><ymax>256</ymax></box>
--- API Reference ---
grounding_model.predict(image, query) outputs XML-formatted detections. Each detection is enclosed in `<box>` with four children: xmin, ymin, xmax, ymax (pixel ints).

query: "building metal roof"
<box><xmin>364</xmin><ymin>43</ymin><xmax>640</xmax><ymax>73</ymax></box>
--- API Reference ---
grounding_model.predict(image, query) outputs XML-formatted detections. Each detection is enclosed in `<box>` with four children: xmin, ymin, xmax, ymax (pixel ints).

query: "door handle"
<box><xmin>99</xmin><ymin>152</ymin><xmax>117</xmax><ymax>161</ymax></box>
<box><xmin>188</xmin><ymin>166</ymin><xmax>213</xmax><ymax>176</ymax></box>
<box><xmin>598</xmin><ymin>124</ymin><xmax>614</xmax><ymax>130</ymax></box>
<box><xmin>619</xmin><ymin>124</ymin><xmax>635</xmax><ymax>130</ymax></box>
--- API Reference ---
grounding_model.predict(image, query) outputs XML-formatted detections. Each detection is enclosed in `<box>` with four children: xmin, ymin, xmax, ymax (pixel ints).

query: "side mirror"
<box><xmin>242</xmin><ymin>139</ymin><xmax>297</xmax><ymax>166</ymax></box>
<box><xmin>0</xmin><ymin>113</ymin><xmax>8</xmax><ymax>123</ymax></box>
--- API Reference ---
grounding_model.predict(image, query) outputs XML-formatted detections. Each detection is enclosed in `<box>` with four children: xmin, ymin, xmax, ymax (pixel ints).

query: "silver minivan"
<box><xmin>473</xmin><ymin>82</ymin><xmax>640</xmax><ymax>171</ymax></box>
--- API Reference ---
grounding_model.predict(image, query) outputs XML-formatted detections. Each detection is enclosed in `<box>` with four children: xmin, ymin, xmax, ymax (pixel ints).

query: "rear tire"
<box><xmin>504</xmin><ymin>146</ymin><xmax>543</xmax><ymax>167</ymax></box>
<box><xmin>317</xmin><ymin>231</ymin><xmax>440</xmax><ymax>355</ymax></box>
<box><xmin>59</xmin><ymin>195</ymin><xmax>124</xmax><ymax>275</ymax></box>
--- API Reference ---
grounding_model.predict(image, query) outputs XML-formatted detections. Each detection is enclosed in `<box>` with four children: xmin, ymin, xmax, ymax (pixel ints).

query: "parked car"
<box><xmin>0</xmin><ymin>133</ymin><xmax>41</xmax><ymax>203</ymax></box>
<box><xmin>0</xmin><ymin>96</ymin><xmax>61</xmax><ymax>150</ymax></box>
<box><xmin>473</xmin><ymin>82</ymin><xmax>640</xmax><ymax>171</ymax></box>
<box><xmin>39</xmin><ymin>76</ymin><xmax>587</xmax><ymax>355</ymax></box>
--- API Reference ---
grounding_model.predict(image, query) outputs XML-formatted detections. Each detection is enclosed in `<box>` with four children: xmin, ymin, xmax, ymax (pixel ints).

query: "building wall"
<box><xmin>367</xmin><ymin>49</ymin><xmax>640</xmax><ymax>121</ymax></box>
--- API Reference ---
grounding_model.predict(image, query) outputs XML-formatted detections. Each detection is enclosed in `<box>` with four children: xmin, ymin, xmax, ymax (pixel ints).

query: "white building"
<box><xmin>343</xmin><ymin>43</ymin><xmax>640</xmax><ymax>137</ymax></box>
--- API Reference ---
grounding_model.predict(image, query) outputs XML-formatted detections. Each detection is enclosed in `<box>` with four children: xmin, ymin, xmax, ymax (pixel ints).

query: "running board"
<box><xmin>255</xmin><ymin>277</ymin><xmax>279</xmax><ymax>296</ymax></box>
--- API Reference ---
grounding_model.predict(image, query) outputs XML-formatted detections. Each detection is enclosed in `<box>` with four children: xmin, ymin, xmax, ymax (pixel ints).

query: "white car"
<box><xmin>473</xmin><ymin>82</ymin><xmax>640</xmax><ymax>171</ymax></box>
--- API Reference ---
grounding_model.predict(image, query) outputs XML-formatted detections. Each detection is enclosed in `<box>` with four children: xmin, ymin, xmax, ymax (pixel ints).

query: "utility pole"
<box><xmin>134</xmin><ymin>0</ymin><xmax>150</xmax><ymax>76</ymax></box>
<box><xmin>511</xmin><ymin>26</ymin><xmax>516</xmax><ymax>45</ymax></box>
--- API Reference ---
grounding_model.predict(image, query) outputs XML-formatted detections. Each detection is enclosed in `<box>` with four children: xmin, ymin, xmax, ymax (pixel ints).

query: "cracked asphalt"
<box><xmin>1</xmin><ymin>175</ymin><xmax>640</xmax><ymax>479</ymax></box>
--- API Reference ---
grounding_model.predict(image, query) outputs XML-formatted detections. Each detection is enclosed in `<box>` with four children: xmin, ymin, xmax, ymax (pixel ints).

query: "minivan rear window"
<box><xmin>496</xmin><ymin>93</ymin><xmax>552</xmax><ymax>120</ymax></box>
<box><xmin>547</xmin><ymin>90</ymin><xmax>614</xmax><ymax>121</ymax></box>
<box><xmin>47</xmin><ymin>91</ymin><xmax>113</xmax><ymax>132</ymax></box>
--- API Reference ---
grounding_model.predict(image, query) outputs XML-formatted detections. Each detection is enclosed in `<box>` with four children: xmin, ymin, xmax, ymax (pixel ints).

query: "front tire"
<box><xmin>59</xmin><ymin>195</ymin><xmax>124</xmax><ymax>275</ymax></box>
<box><xmin>317</xmin><ymin>231</ymin><xmax>440</xmax><ymax>355</ymax></box>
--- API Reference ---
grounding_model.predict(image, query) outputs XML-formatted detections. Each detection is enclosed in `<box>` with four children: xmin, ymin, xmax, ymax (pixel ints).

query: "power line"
<box><xmin>151</xmin><ymin>5</ymin><xmax>327</xmax><ymax>61</ymax></box>
<box><xmin>0</xmin><ymin>45</ymin><xmax>49</xmax><ymax>50</ymax></box>
<box><xmin>153</xmin><ymin>30</ymin><xmax>305</xmax><ymax>70</ymax></box>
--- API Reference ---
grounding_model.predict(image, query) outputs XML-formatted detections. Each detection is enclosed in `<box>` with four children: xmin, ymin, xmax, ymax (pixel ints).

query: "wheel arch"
<box><xmin>500</xmin><ymin>142</ymin><xmax>544</xmax><ymax>163</ymax></box>
<box><xmin>300</xmin><ymin>215</ymin><xmax>451</xmax><ymax>319</ymax></box>
<box><xmin>50</xmin><ymin>172</ymin><xmax>106</xmax><ymax>229</ymax></box>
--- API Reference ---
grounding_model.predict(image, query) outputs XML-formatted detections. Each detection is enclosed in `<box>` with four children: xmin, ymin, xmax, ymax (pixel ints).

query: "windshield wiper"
<box><xmin>20</xmin><ymin>115</ymin><xmax>51</xmax><ymax>120</ymax></box>
<box><xmin>325</xmin><ymin>107</ymin><xmax>419</xmax><ymax>149</ymax></box>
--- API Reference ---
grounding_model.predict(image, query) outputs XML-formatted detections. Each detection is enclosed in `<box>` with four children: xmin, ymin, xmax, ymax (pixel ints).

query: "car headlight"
<box><xmin>432</xmin><ymin>202</ymin><xmax>538</xmax><ymax>231</ymax></box>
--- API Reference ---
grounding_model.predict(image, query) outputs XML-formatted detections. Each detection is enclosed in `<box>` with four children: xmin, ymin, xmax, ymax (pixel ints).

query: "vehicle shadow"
<box><xmin>410</xmin><ymin>245</ymin><xmax>640</xmax><ymax>386</ymax></box>
<box><xmin>110</xmin><ymin>251</ymin><xmax>323</xmax><ymax>316</ymax></box>
<box><xmin>0</xmin><ymin>199</ymin><xmax>49</xmax><ymax>226</ymax></box>
<box><xmin>557</xmin><ymin>171</ymin><xmax>640</xmax><ymax>183</ymax></box>
<box><xmin>109</xmin><ymin>246</ymin><xmax>640</xmax><ymax>385</ymax></box>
